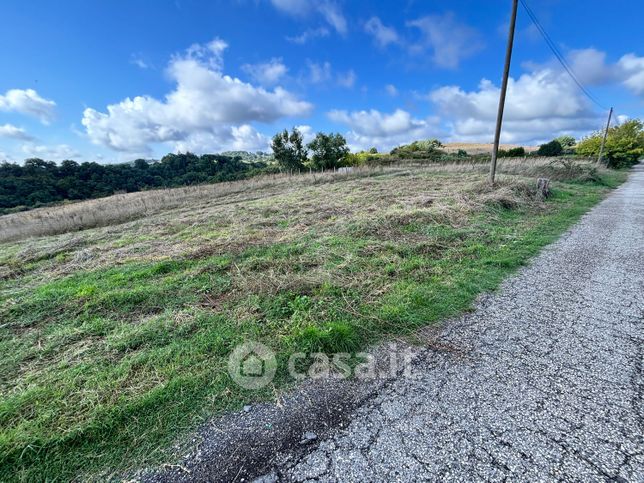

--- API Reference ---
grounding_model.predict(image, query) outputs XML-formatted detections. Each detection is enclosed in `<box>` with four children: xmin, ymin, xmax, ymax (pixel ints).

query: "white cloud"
<box><xmin>0</xmin><ymin>88</ymin><xmax>56</xmax><ymax>124</ymax></box>
<box><xmin>328</xmin><ymin>108</ymin><xmax>441</xmax><ymax>151</ymax></box>
<box><xmin>618</xmin><ymin>53</ymin><xmax>644</xmax><ymax>97</ymax></box>
<box><xmin>0</xmin><ymin>123</ymin><xmax>34</xmax><ymax>141</ymax></box>
<box><xmin>21</xmin><ymin>143</ymin><xmax>81</xmax><ymax>161</ymax></box>
<box><xmin>364</xmin><ymin>17</ymin><xmax>399</xmax><ymax>48</ymax></box>
<box><xmin>407</xmin><ymin>13</ymin><xmax>483</xmax><ymax>69</ymax></box>
<box><xmin>306</xmin><ymin>60</ymin><xmax>333</xmax><ymax>84</ymax></box>
<box><xmin>286</xmin><ymin>27</ymin><xmax>330</xmax><ymax>44</ymax></box>
<box><xmin>305</xmin><ymin>61</ymin><xmax>355</xmax><ymax>87</ymax></box>
<box><xmin>527</xmin><ymin>48</ymin><xmax>644</xmax><ymax>99</ymax></box>
<box><xmin>317</xmin><ymin>2</ymin><xmax>347</xmax><ymax>35</ymax></box>
<box><xmin>337</xmin><ymin>69</ymin><xmax>356</xmax><ymax>88</ymax></box>
<box><xmin>270</xmin><ymin>0</ymin><xmax>347</xmax><ymax>35</ymax></box>
<box><xmin>568</xmin><ymin>48</ymin><xmax>613</xmax><ymax>85</ymax></box>
<box><xmin>130</xmin><ymin>53</ymin><xmax>152</xmax><ymax>70</ymax></box>
<box><xmin>294</xmin><ymin>124</ymin><xmax>315</xmax><ymax>144</ymax></box>
<box><xmin>242</xmin><ymin>58</ymin><xmax>288</xmax><ymax>85</ymax></box>
<box><xmin>385</xmin><ymin>84</ymin><xmax>398</xmax><ymax>96</ymax></box>
<box><xmin>82</xmin><ymin>38</ymin><xmax>312</xmax><ymax>154</ymax></box>
<box><xmin>430</xmin><ymin>67</ymin><xmax>602</xmax><ymax>144</ymax></box>
<box><xmin>173</xmin><ymin>125</ymin><xmax>270</xmax><ymax>153</ymax></box>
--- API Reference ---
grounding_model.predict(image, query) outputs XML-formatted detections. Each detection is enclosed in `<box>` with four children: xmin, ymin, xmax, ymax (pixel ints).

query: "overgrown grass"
<box><xmin>0</xmin><ymin>163</ymin><xmax>627</xmax><ymax>481</ymax></box>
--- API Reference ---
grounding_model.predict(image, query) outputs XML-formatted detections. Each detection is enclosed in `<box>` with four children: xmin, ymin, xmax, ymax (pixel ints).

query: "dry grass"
<box><xmin>0</xmin><ymin>157</ymin><xmax>596</xmax><ymax>244</ymax></box>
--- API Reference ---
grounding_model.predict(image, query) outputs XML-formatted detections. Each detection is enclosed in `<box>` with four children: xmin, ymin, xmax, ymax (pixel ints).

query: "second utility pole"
<box><xmin>597</xmin><ymin>107</ymin><xmax>613</xmax><ymax>164</ymax></box>
<box><xmin>489</xmin><ymin>0</ymin><xmax>519</xmax><ymax>185</ymax></box>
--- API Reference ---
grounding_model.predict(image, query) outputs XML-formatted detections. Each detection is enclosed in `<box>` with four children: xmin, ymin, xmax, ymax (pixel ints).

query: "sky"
<box><xmin>0</xmin><ymin>0</ymin><xmax>642</xmax><ymax>164</ymax></box>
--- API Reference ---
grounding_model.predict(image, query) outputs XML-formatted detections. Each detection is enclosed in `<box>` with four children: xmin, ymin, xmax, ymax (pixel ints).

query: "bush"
<box><xmin>576</xmin><ymin>119</ymin><xmax>644</xmax><ymax>168</ymax></box>
<box><xmin>537</xmin><ymin>140</ymin><xmax>563</xmax><ymax>157</ymax></box>
<box><xmin>507</xmin><ymin>147</ymin><xmax>526</xmax><ymax>157</ymax></box>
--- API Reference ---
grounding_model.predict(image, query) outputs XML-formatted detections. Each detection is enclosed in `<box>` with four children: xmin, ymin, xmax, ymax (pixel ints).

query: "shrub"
<box><xmin>507</xmin><ymin>147</ymin><xmax>526</xmax><ymax>157</ymax></box>
<box><xmin>576</xmin><ymin>119</ymin><xmax>644</xmax><ymax>168</ymax></box>
<box><xmin>537</xmin><ymin>140</ymin><xmax>563</xmax><ymax>157</ymax></box>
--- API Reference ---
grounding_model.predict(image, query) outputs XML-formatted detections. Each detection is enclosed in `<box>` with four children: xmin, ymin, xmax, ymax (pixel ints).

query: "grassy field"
<box><xmin>0</xmin><ymin>159</ymin><xmax>626</xmax><ymax>480</ymax></box>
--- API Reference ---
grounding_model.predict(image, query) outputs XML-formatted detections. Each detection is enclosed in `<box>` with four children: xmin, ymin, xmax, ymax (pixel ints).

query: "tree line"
<box><xmin>0</xmin><ymin>153</ymin><xmax>264</xmax><ymax>213</ymax></box>
<box><xmin>2</xmin><ymin>120</ymin><xmax>641</xmax><ymax>214</ymax></box>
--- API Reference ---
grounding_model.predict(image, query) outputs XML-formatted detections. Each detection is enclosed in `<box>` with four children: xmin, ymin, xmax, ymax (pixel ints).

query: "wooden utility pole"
<box><xmin>597</xmin><ymin>107</ymin><xmax>613</xmax><ymax>164</ymax></box>
<box><xmin>489</xmin><ymin>0</ymin><xmax>519</xmax><ymax>185</ymax></box>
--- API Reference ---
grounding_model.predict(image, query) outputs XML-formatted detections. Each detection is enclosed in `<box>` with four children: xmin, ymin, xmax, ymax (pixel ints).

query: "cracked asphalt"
<box><xmin>264</xmin><ymin>165</ymin><xmax>644</xmax><ymax>482</ymax></box>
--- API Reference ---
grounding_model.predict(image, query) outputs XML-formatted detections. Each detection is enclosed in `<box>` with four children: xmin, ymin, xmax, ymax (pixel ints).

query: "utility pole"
<box><xmin>597</xmin><ymin>107</ymin><xmax>613</xmax><ymax>164</ymax></box>
<box><xmin>489</xmin><ymin>0</ymin><xmax>519</xmax><ymax>185</ymax></box>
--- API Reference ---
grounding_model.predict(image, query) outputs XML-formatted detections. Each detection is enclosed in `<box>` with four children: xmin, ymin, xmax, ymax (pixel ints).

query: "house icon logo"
<box><xmin>228</xmin><ymin>341</ymin><xmax>277</xmax><ymax>389</ymax></box>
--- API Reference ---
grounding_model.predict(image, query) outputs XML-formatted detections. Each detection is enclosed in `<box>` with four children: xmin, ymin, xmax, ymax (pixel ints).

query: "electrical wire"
<box><xmin>519</xmin><ymin>0</ymin><xmax>609</xmax><ymax>111</ymax></box>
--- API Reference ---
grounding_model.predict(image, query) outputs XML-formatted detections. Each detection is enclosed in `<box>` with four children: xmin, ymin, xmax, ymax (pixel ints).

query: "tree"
<box><xmin>577</xmin><ymin>119</ymin><xmax>644</xmax><ymax>168</ymax></box>
<box><xmin>369</xmin><ymin>147</ymin><xmax>378</xmax><ymax>154</ymax></box>
<box><xmin>307</xmin><ymin>133</ymin><xmax>349</xmax><ymax>170</ymax></box>
<box><xmin>555</xmin><ymin>135</ymin><xmax>576</xmax><ymax>148</ymax></box>
<box><xmin>271</xmin><ymin>128</ymin><xmax>307</xmax><ymax>170</ymax></box>
<box><xmin>537</xmin><ymin>140</ymin><xmax>563</xmax><ymax>157</ymax></box>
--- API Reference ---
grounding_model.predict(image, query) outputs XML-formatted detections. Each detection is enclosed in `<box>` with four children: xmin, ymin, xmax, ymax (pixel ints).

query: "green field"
<box><xmin>0</xmin><ymin>160</ymin><xmax>626</xmax><ymax>480</ymax></box>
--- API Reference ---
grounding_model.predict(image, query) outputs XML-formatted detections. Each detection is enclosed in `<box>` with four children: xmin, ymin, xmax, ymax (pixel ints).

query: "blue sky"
<box><xmin>0</xmin><ymin>0</ymin><xmax>642</xmax><ymax>163</ymax></box>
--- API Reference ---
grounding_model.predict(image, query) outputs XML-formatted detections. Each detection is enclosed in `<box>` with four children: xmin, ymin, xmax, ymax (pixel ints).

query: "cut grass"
<box><xmin>0</xmin><ymin>163</ymin><xmax>626</xmax><ymax>481</ymax></box>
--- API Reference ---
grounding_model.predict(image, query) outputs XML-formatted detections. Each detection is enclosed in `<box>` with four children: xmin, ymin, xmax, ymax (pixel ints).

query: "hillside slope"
<box><xmin>0</xmin><ymin>159</ymin><xmax>624</xmax><ymax>480</ymax></box>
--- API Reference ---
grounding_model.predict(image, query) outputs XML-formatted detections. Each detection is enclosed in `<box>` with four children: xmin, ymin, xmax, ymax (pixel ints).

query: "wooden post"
<box><xmin>489</xmin><ymin>0</ymin><xmax>519</xmax><ymax>185</ymax></box>
<box><xmin>597</xmin><ymin>107</ymin><xmax>613</xmax><ymax>164</ymax></box>
<box><xmin>536</xmin><ymin>178</ymin><xmax>550</xmax><ymax>199</ymax></box>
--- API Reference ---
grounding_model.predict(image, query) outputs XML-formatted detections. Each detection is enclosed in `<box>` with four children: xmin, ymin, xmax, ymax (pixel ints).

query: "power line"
<box><xmin>519</xmin><ymin>0</ymin><xmax>608</xmax><ymax>111</ymax></box>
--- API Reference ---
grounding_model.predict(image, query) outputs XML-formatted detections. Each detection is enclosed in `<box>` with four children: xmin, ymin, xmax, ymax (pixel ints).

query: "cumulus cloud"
<box><xmin>618</xmin><ymin>53</ymin><xmax>644</xmax><ymax>96</ymax></box>
<box><xmin>328</xmin><ymin>108</ymin><xmax>441</xmax><ymax>151</ymax></box>
<box><xmin>270</xmin><ymin>0</ymin><xmax>347</xmax><ymax>35</ymax></box>
<box><xmin>407</xmin><ymin>13</ymin><xmax>483</xmax><ymax>69</ymax></box>
<box><xmin>242</xmin><ymin>58</ymin><xmax>288</xmax><ymax>85</ymax></box>
<box><xmin>21</xmin><ymin>143</ymin><xmax>81</xmax><ymax>161</ymax></box>
<box><xmin>173</xmin><ymin>125</ymin><xmax>270</xmax><ymax>153</ymax></box>
<box><xmin>82</xmin><ymin>38</ymin><xmax>312</xmax><ymax>154</ymax></box>
<box><xmin>364</xmin><ymin>17</ymin><xmax>399</xmax><ymax>48</ymax></box>
<box><xmin>0</xmin><ymin>88</ymin><xmax>56</xmax><ymax>124</ymax></box>
<box><xmin>0</xmin><ymin>123</ymin><xmax>34</xmax><ymax>141</ymax></box>
<box><xmin>567</xmin><ymin>48</ymin><xmax>613</xmax><ymax>85</ymax></box>
<box><xmin>528</xmin><ymin>48</ymin><xmax>644</xmax><ymax>99</ymax></box>
<box><xmin>430</xmin><ymin>67</ymin><xmax>602</xmax><ymax>144</ymax></box>
<box><xmin>294</xmin><ymin>124</ymin><xmax>315</xmax><ymax>144</ymax></box>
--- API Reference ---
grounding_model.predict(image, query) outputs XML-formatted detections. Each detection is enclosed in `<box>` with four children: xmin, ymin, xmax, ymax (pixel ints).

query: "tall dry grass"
<box><xmin>0</xmin><ymin>157</ymin><xmax>599</xmax><ymax>243</ymax></box>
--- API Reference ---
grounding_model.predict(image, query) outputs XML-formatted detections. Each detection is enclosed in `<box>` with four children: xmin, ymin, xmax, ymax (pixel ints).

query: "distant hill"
<box><xmin>220</xmin><ymin>151</ymin><xmax>274</xmax><ymax>163</ymax></box>
<box><xmin>443</xmin><ymin>143</ymin><xmax>538</xmax><ymax>155</ymax></box>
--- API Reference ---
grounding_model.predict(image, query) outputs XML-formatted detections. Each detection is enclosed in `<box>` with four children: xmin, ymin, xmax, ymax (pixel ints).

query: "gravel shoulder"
<box><xmin>265</xmin><ymin>164</ymin><xmax>644</xmax><ymax>481</ymax></box>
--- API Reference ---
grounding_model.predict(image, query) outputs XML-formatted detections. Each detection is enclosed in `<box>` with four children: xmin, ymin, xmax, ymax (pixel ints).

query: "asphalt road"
<box><xmin>265</xmin><ymin>165</ymin><xmax>644</xmax><ymax>482</ymax></box>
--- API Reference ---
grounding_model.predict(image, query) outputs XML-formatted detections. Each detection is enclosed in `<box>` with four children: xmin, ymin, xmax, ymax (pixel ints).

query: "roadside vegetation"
<box><xmin>0</xmin><ymin>155</ymin><xmax>627</xmax><ymax>481</ymax></box>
